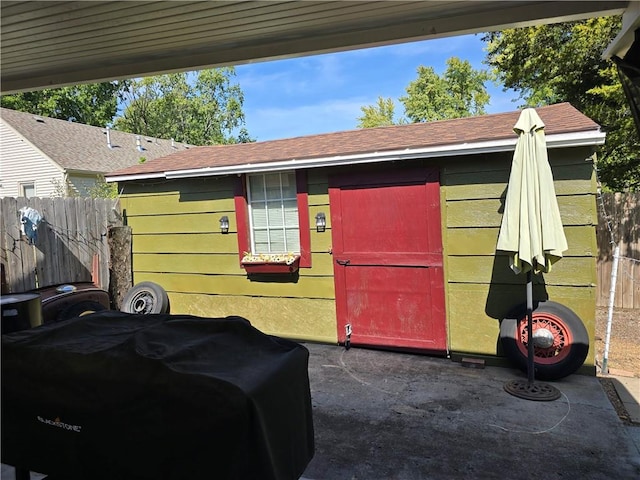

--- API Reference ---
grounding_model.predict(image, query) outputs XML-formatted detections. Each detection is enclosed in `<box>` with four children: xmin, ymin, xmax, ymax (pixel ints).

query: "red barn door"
<box><xmin>329</xmin><ymin>168</ymin><xmax>447</xmax><ymax>353</ymax></box>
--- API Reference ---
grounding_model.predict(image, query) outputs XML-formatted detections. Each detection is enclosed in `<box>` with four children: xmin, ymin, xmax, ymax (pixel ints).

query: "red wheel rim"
<box><xmin>516</xmin><ymin>312</ymin><xmax>574</xmax><ymax>365</ymax></box>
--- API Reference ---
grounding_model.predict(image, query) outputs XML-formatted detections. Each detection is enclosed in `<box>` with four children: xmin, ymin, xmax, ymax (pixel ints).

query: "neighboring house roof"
<box><xmin>106</xmin><ymin>103</ymin><xmax>604</xmax><ymax>182</ymax></box>
<box><xmin>0</xmin><ymin>107</ymin><xmax>192</xmax><ymax>174</ymax></box>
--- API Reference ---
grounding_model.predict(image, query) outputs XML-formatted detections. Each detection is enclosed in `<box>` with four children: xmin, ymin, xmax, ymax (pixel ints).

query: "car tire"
<box><xmin>121</xmin><ymin>282</ymin><xmax>170</xmax><ymax>315</ymax></box>
<box><xmin>56</xmin><ymin>300</ymin><xmax>107</xmax><ymax>322</ymax></box>
<box><xmin>500</xmin><ymin>300</ymin><xmax>589</xmax><ymax>381</ymax></box>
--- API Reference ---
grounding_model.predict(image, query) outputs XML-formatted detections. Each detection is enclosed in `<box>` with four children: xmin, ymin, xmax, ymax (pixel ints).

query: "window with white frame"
<box><xmin>21</xmin><ymin>183</ymin><xmax>35</xmax><ymax>198</ymax></box>
<box><xmin>247</xmin><ymin>171</ymin><xmax>300</xmax><ymax>254</ymax></box>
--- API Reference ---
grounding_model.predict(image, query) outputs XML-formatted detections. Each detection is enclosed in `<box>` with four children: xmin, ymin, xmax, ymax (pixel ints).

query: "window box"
<box><xmin>241</xmin><ymin>253</ymin><xmax>301</xmax><ymax>274</ymax></box>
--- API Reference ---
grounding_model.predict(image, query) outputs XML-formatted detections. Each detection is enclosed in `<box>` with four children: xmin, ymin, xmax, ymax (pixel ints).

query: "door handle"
<box><xmin>336</xmin><ymin>259</ymin><xmax>350</xmax><ymax>266</ymax></box>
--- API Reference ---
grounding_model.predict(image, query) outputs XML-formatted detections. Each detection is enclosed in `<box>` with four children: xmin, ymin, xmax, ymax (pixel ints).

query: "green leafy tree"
<box><xmin>86</xmin><ymin>175</ymin><xmax>119</xmax><ymax>199</ymax></box>
<box><xmin>50</xmin><ymin>175</ymin><xmax>118</xmax><ymax>198</ymax></box>
<box><xmin>1</xmin><ymin>82</ymin><xmax>125</xmax><ymax>127</ymax></box>
<box><xmin>483</xmin><ymin>17</ymin><xmax>640</xmax><ymax>191</ymax></box>
<box><xmin>400</xmin><ymin>57</ymin><xmax>491</xmax><ymax>122</ymax></box>
<box><xmin>357</xmin><ymin>96</ymin><xmax>405</xmax><ymax>128</ymax></box>
<box><xmin>114</xmin><ymin>68</ymin><xmax>252</xmax><ymax>145</ymax></box>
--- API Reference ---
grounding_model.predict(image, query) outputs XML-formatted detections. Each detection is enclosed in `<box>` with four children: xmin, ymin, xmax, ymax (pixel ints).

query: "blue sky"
<box><xmin>234</xmin><ymin>33</ymin><xmax>521</xmax><ymax>142</ymax></box>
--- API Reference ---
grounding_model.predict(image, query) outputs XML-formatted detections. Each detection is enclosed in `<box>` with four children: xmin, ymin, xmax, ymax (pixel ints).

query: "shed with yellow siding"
<box><xmin>107</xmin><ymin>103</ymin><xmax>604</xmax><ymax>373</ymax></box>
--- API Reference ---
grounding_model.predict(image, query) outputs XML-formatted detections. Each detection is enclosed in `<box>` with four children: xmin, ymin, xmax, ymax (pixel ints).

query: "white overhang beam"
<box><xmin>604</xmin><ymin>1</ymin><xmax>640</xmax><ymax>59</ymax></box>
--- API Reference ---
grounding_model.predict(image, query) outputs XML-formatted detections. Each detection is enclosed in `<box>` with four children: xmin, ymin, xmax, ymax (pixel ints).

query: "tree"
<box><xmin>114</xmin><ymin>68</ymin><xmax>252</xmax><ymax>145</ymax></box>
<box><xmin>357</xmin><ymin>97</ymin><xmax>404</xmax><ymax>128</ymax></box>
<box><xmin>50</xmin><ymin>175</ymin><xmax>118</xmax><ymax>198</ymax></box>
<box><xmin>483</xmin><ymin>17</ymin><xmax>640</xmax><ymax>191</ymax></box>
<box><xmin>399</xmin><ymin>57</ymin><xmax>491</xmax><ymax>122</ymax></box>
<box><xmin>1</xmin><ymin>82</ymin><xmax>125</xmax><ymax>127</ymax></box>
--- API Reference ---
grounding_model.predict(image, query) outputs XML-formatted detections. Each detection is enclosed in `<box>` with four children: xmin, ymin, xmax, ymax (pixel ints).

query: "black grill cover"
<box><xmin>1</xmin><ymin>311</ymin><xmax>314</xmax><ymax>480</ymax></box>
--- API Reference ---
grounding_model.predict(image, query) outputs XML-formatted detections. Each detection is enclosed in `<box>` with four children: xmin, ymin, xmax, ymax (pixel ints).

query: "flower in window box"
<box><xmin>241</xmin><ymin>252</ymin><xmax>301</xmax><ymax>273</ymax></box>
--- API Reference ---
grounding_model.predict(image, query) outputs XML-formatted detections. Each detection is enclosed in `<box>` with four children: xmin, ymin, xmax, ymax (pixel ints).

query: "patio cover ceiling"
<box><xmin>0</xmin><ymin>1</ymin><xmax>630</xmax><ymax>94</ymax></box>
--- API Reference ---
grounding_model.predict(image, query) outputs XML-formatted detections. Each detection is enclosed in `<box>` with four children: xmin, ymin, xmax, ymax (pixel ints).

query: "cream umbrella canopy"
<box><xmin>498</xmin><ymin>108</ymin><xmax>567</xmax><ymax>400</ymax></box>
<box><xmin>497</xmin><ymin>108</ymin><xmax>568</xmax><ymax>274</ymax></box>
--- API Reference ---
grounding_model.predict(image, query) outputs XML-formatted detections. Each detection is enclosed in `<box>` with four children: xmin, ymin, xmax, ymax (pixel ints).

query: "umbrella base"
<box><xmin>504</xmin><ymin>379</ymin><xmax>561</xmax><ymax>401</ymax></box>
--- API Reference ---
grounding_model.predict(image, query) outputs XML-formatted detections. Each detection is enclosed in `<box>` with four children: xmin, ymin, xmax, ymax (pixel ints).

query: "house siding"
<box><xmin>0</xmin><ymin>120</ymin><xmax>64</xmax><ymax>198</ymax></box>
<box><xmin>119</xmin><ymin>146</ymin><xmax>598</xmax><ymax>370</ymax></box>
<box><xmin>67</xmin><ymin>173</ymin><xmax>101</xmax><ymax>196</ymax></box>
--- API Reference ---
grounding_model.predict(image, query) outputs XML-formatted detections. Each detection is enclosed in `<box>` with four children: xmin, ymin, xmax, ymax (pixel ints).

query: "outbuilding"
<box><xmin>106</xmin><ymin>103</ymin><xmax>604</xmax><ymax>374</ymax></box>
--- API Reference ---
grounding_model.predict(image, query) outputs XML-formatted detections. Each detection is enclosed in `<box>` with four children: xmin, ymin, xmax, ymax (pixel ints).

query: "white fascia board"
<box><xmin>105</xmin><ymin>172</ymin><xmax>166</xmax><ymax>183</ymax></box>
<box><xmin>109</xmin><ymin>130</ymin><xmax>606</xmax><ymax>182</ymax></box>
<box><xmin>603</xmin><ymin>1</ymin><xmax>640</xmax><ymax>59</ymax></box>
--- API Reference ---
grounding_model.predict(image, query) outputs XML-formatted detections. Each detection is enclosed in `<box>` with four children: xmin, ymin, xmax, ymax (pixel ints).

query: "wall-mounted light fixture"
<box><xmin>219</xmin><ymin>216</ymin><xmax>229</xmax><ymax>234</ymax></box>
<box><xmin>315</xmin><ymin>212</ymin><xmax>326</xmax><ymax>232</ymax></box>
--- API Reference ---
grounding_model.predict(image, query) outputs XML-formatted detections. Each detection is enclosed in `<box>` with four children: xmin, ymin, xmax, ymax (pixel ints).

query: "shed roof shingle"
<box><xmin>1</xmin><ymin>107</ymin><xmax>192</xmax><ymax>173</ymax></box>
<box><xmin>107</xmin><ymin>103</ymin><xmax>601</xmax><ymax>179</ymax></box>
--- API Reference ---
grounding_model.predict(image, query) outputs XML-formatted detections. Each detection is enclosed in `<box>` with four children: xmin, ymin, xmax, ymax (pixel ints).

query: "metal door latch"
<box><xmin>336</xmin><ymin>258</ymin><xmax>350</xmax><ymax>266</ymax></box>
<box><xmin>345</xmin><ymin>323</ymin><xmax>352</xmax><ymax>350</ymax></box>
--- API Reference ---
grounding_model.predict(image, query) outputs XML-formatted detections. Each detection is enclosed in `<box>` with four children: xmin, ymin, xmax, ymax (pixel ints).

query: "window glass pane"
<box><xmin>254</xmin><ymin>229</ymin><xmax>270</xmax><ymax>253</ymax></box>
<box><xmin>280</xmin><ymin>173</ymin><xmax>296</xmax><ymax>198</ymax></box>
<box><xmin>286</xmin><ymin>228</ymin><xmax>300</xmax><ymax>252</ymax></box>
<box><xmin>251</xmin><ymin>203</ymin><xmax>267</xmax><ymax>228</ymax></box>
<box><xmin>283</xmin><ymin>201</ymin><xmax>298</xmax><ymax>226</ymax></box>
<box><xmin>265</xmin><ymin>174</ymin><xmax>282</xmax><ymax>200</ymax></box>
<box><xmin>22</xmin><ymin>184</ymin><xmax>35</xmax><ymax>198</ymax></box>
<box><xmin>249</xmin><ymin>176</ymin><xmax>265</xmax><ymax>201</ymax></box>
<box><xmin>269</xmin><ymin>229</ymin><xmax>286</xmax><ymax>252</ymax></box>
<box><xmin>267</xmin><ymin>206</ymin><xmax>284</xmax><ymax>227</ymax></box>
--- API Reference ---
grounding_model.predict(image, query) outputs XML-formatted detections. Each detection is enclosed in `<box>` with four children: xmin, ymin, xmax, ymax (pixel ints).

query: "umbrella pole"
<box><xmin>504</xmin><ymin>263</ymin><xmax>561</xmax><ymax>401</ymax></box>
<box><xmin>526</xmin><ymin>270</ymin><xmax>535</xmax><ymax>384</ymax></box>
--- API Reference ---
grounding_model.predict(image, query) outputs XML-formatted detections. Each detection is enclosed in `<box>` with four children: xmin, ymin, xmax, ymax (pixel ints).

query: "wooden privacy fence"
<box><xmin>596</xmin><ymin>192</ymin><xmax>640</xmax><ymax>309</ymax></box>
<box><xmin>1</xmin><ymin>197</ymin><xmax>121</xmax><ymax>295</ymax></box>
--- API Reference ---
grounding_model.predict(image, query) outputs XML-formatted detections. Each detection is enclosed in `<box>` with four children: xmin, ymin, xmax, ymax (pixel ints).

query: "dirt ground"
<box><xmin>594</xmin><ymin>306</ymin><xmax>639</xmax><ymax>425</ymax></box>
<box><xmin>594</xmin><ymin>306</ymin><xmax>640</xmax><ymax>376</ymax></box>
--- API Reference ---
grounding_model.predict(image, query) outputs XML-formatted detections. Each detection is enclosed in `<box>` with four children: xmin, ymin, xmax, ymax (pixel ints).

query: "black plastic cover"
<box><xmin>2</xmin><ymin>311</ymin><xmax>314</xmax><ymax>480</ymax></box>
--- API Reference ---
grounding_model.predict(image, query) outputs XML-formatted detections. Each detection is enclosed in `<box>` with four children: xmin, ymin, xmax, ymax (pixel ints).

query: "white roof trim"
<box><xmin>106</xmin><ymin>130</ymin><xmax>605</xmax><ymax>182</ymax></box>
<box><xmin>107</xmin><ymin>172</ymin><xmax>166</xmax><ymax>182</ymax></box>
<box><xmin>603</xmin><ymin>1</ymin><xmax>640</xmax><ymax>60</ymax></box>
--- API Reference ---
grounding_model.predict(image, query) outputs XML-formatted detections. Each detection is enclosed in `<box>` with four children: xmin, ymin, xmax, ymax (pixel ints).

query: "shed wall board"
<box><xmin>446</xmin><ymin>226</ymin><xmax>597</xmax><ymax>257</ymax></box>
<box><xmin>166</xmin><ymin>293</ymin><xmax>337</xmax><ymax>343</ymax></box>
<box><xmin>132</xmin><ymin>271</ymin><xmax>335</xmax><ymax>299</ymax></box>
<box><xmin>0</xmin><ymin>120</ymin><xmax>63</xmax><ymax>198</ymax></box>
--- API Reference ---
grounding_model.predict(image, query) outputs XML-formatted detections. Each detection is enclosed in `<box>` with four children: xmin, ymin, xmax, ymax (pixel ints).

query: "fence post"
<box><xmin>601</xmin><ymin>244</ymin><xmax>620</xmax><ymax>374</ymax></box>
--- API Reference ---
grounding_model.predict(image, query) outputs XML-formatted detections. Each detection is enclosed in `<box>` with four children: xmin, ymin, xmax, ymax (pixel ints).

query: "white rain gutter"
<box><xmin>106</xmin><ymin>130</ymin><xmax>605</xmax><ymax>182</ymax></box>
<box><xmin>603</xmin><ymin>1</ymin><xmax>640</xmax><ymax>60</ymax></box>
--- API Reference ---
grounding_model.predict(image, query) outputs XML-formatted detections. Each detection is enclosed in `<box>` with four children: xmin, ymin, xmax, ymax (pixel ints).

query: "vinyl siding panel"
<box><xmin>0</xmin><ymin>120</ymin><xmax>64</xmax><ymax>198</ymax></box>
<box><xmin>67</xmin><ymin>173</ymin><xmax>100</xmax><ymax>196</ymax></box>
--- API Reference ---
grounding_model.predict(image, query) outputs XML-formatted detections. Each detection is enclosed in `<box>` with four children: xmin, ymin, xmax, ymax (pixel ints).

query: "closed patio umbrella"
<box><xmin>497</xmin><ymin>108</ymin><xmax>567</xmax><ymax>401</ymax></box>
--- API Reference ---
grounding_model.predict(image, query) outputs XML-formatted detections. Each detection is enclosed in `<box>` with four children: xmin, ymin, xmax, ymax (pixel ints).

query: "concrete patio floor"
<box><xmin>301</xmin><ymin>343</ymin><xmax>640</xmax><ymax>480</ymax></box>
<box><xmin>3</xmin><ymin>343</ymin><xmax>639</xmax><ymax>480</ymax></box>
